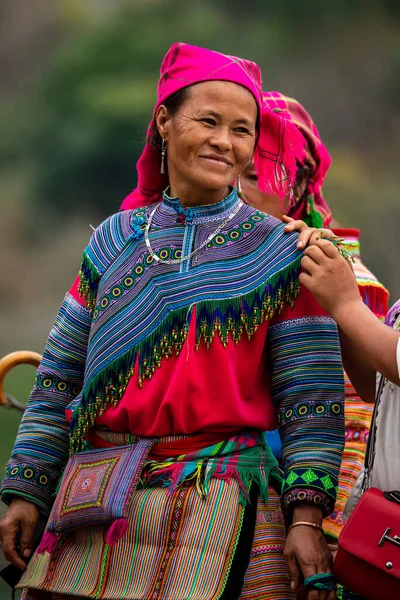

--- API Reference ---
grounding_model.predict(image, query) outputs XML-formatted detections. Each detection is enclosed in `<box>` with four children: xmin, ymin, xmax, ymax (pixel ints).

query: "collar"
<box><xmin>161</xmin><ymin>186</ymin><xmax>241</xmax><ymax>224</ymax></box>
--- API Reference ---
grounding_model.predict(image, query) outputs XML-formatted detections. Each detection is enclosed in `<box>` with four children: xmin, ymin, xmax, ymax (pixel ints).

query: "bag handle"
<box><xmin>362</xmin><ymin>374</ymin><xmax>386</xmax><ymax>490</ymax></box>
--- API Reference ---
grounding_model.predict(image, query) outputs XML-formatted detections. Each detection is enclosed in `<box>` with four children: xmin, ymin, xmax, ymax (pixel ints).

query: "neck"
<box><xmin>169</xmin><ymin>180</ymin><xmax>231</xmax><ymax>208</ymax></box>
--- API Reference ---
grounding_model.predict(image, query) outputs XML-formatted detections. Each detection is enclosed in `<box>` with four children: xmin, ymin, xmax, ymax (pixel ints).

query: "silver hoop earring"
<box><xmin>160</xmin><ymin>139</ymin><xmax>167</xmax><ymax>175</ymax></box>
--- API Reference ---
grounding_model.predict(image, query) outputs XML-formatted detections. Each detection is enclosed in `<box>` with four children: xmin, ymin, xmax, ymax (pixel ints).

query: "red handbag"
<box><xmin>334</xmin><ymin>487</ymin><xmax>400</xmax><ymax>599</ymax></box>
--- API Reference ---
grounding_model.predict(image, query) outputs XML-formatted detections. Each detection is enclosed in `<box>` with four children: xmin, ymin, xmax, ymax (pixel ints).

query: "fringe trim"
<box><xmin>78</xmin><ymin>250</ymin><xmax>101</xmax><ymax>313</ymax></box>
<box><xmin>69</xmin><ymin>255</ymin><xmax>302</xmax><ymax>454</ymax></box>
<box><xmin>143</xmin><ymin>459</ymin><xmax>279</xmax><ymax>506</ymax></box>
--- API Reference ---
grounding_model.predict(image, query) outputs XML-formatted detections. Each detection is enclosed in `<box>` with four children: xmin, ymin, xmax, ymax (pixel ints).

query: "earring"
<box><xmin>237</xmin><ymin>175</ymin><xmax>242</xmax><ymax>196</ymax></box>
<box><xmin>160</xmin><ymin>139</ymin><xmax>167</xmax><ymax>175</ymax></box>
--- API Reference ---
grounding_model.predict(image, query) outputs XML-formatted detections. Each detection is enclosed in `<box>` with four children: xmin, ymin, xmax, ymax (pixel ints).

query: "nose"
<box><xmin>208</xmin><ymin>126</ymin><xmax>232</xmax><ymax>153</ymax></box>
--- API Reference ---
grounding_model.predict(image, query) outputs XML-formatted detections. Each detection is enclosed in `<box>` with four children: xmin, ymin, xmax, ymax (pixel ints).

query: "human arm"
<box><xmin>268</xmin><ymin>286</ymin><xmax>345</xmax><ymax>599</ymax></box>
<box><xmin>0</xmin><ymin>212</ymin><xmax>137</xmax><ymax>568</ymax></box>
<box><xmin>0</xmin><ymin>210</ymin><xmax>118</xmax><ymax>568</ymax></box>
<box><xmin>0</xmin><ymin>278</ymin><xmax>95</xmax><ymax>568</ymax></box>
<box><xmin>300</xmin><ymin>239</ymin><xmax>400</xmax><ymax>388</ymax></box>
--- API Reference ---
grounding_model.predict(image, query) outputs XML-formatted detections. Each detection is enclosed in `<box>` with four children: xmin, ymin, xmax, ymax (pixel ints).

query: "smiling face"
<box><xmin>155</xmin><ymin>80</ymin><xmax>258</xmax><ymax>205</ymax></box>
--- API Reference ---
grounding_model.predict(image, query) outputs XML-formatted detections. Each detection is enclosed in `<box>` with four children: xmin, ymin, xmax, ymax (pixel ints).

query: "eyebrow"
<box><xmin>199</xmin><ymin>109</ymin><xmax>255</xmax><ymax>128</ymax></box>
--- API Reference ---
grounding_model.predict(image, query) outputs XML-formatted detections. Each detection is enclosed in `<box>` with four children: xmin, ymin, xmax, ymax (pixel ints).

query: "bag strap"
<box><xmin>362</xmin><ymin>374</ymin><xmax>385</xmax><ymax>490</ymax></box>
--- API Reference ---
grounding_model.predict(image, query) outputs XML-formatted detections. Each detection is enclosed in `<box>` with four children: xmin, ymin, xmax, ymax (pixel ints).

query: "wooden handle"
<box><xmin>0</xmin><ymin>351</ymin><xmax>42</xmax><ymax>406</ymax></box>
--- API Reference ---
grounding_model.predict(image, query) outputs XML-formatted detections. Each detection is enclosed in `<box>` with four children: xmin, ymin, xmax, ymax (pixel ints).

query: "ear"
<box><xmin>155</xmin><ymin>105</ymin><xmax>172</xmax><ymax>141</ymax></box>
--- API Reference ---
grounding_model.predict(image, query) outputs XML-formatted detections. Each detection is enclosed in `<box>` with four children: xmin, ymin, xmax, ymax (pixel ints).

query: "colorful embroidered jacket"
<box><xmin>1</xmin><ymin>190</ymin><xmax>345</xmax><ymax>517</ymax></box>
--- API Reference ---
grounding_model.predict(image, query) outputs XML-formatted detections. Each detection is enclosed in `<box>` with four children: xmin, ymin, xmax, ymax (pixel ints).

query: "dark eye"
<box><xmin>201</xmin><ymin>117</ymin><xmax>216</xmax><ymax>126</ymax></box>
<box><xmin>234</xmin><ymin>126</ymin><xmax>251</xmax><ymax>134</ymax></box>
<box><xmin>246</xmin><ymin>173</ymin><xmax>258</xmax><ymax>182</ymax></box>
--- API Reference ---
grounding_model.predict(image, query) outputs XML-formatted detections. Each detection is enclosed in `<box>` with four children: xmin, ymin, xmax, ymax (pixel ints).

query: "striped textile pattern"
<box><xmin>1</xmin><ymin>189</ymin><xmax>344</xmax><ymax>523</ymax></box>
<box><xmin>72</xmin><ymin>190</ymin><xmax>304</xmax><ymax>451</ymax></box>
<box><xmin>45</xmin><ymin>440</ymin><xmax>153</xmax><ymax>534</ymax></box>
<box><xmin>19</xmin><ymin>478</ymin><xmax>245</xmax><ymax>599</ymax></box>
<box><xmin>1</xmin><ymin>294</ymin><xmax>91</xmax><ymax>514</ymax></box>
<box><xmin>269</xmin><ymin>316</ymin><xmax>345</xmax><ymax>515</ymax></box>
<box><xmin>240</xmin><ymin>490</ymin><xmax>294</xmax><ymax>600</ymax></box>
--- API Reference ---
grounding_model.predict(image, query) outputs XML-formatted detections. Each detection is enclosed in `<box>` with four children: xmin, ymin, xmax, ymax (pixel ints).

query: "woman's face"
<box><xmin>241</xmin><ymin>162</ymin><xmax>308</xmax><ymax>218</ymax></box>
<box><xmin>156</xmin><ymin>81</ymin><xmax>257</xmax><ymax>198</ymax></box>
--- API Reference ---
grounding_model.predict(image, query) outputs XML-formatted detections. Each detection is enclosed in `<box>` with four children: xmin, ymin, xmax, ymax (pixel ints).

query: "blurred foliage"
<box><xmin>0</xmin><ymin>0</ymin><xmax>399</xmax><ymax>222</ymax></box>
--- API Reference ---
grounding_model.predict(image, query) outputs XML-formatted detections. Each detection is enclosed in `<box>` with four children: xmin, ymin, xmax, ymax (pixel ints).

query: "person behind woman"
<box><xmin>241</xmin><ymin>91</ymin><xmax>389</xmax><ymax>545</ymax></box>
<box><xmin>0</xmin><ymin>43</ymin><xmax>344</xmax><ymax>600</ymax></box>
<box><xmin>300</xmin><ymin>236</ymin><xmax>400</xmax><ymax>600</ymax></box>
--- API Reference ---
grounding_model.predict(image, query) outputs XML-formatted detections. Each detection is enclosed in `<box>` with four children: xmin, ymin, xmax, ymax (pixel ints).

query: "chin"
<box><xmin>193</xmin><ymin>172</ymin><xmax>233</xmax><ymax>192</ymax></box>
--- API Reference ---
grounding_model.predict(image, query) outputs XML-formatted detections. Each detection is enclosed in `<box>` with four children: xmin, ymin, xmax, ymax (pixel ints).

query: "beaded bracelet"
<box><xmin>304</xmin><ymin>572</ymin><xmax>337</xmax><ymax>591</ymax></box>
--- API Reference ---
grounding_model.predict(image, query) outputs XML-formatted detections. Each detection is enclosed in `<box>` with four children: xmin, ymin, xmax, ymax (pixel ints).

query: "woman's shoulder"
<box><xmin>84</xmin><ymin>208</ymin><xmax>147</xmax><ymax>273</ymax></box>
<box><xmin>243</xmin><ymin>204</ymin><xmax>300</xmax><ymax>251</ymax></box>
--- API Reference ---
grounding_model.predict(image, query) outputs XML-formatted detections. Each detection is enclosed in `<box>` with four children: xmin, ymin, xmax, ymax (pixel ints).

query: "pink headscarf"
<box><xmin>121</xmin><ymin>43</ymin><xmax>305</xmax><ymax>210</ymax></box>
<box><xmin>262</xmin><ymin>91</ymin><xmax>332</xmax><ymax>227</ymax></box>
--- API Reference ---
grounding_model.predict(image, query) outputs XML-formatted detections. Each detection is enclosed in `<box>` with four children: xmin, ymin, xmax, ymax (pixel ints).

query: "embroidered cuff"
<box><xmin>281</xmin><ymin>467</ymin><xmax>338</xmax><ymax>516</ymax></box>
<box><xmin>1</xmin><ymin>460</ymin><xmax>59</xmax><ymax>516</ymax></box>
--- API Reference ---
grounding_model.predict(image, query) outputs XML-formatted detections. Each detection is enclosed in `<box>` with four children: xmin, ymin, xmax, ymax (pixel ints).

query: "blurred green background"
<box><xmin>0</xmin><ymin>0</ymin><xmax>399</xmax><ymax>595</ymax></box>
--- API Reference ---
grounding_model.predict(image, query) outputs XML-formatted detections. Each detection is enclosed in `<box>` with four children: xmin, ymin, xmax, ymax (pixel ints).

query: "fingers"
<box><xmin>307</xmin><ymin>588</ymin><xmax>319</xmax><ymax>600</ymax></box>
<box><xmin>0</xmin><ymin>520</ymin><xmax>26</xmax><ymax>571</ymax></box>
<box><xmin>300</xmin><ymin>564</ymin><xmax>318</xmax><ymax>600</ymax></box>
<box><xmin>283</xmin><ymin>218</ymin><xmax>314</xmax><ymax>250</ymax></box>
<box><xmin>283</xmin><ymin>218</ymin><xmax>307</xmax><ymax>232</ymax></box>
<box><xmin>301</xmin><ymin>256</ymin><xmax>319</xmax><ymax>276</ymax></box>
<box><xmin>20</xmin><ymin>514</ymin><xmax>37</xmax><ymax>560</ymax></box>
<box><xmin>297</xmin><ymin>229</ymin><xmax>314</xmax><ymax>250</ymax></box>
<box><xmin>285</xmin><ymin>553</ymin><xmax>301</xmax><ymax>596</ymax></box>
<box><xmin>303</xmin><ymin>245</ymin><xmax>326</xmax><ymax>265</ymax></box>
<box><xmin>299</xmin><ymin>271</ymin><xmax>313</xmax><ymax>291</ymax></box>
<box><xmin>314</xmin><ymin>239</ymin><xmax>341</xmax><ymax>259</ymax></box>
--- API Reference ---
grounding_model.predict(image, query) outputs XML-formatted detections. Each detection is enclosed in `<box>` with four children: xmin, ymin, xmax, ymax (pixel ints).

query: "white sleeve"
<box><xmin>397</xmin><ymin>338</ymin><xmax>400</xmax><ymax>380</ymax></box>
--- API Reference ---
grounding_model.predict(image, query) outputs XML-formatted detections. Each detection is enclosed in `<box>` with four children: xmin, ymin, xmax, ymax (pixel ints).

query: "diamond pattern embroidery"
<box><xmin>321</xmin><ymin>475</ymin><xmax>335</xmax><ymax>491</ymax></box>
<box><xmin>45</xmin><ymin>441</ymin><xmax>154</xmax><ymax>535</ymax></box>
<box><xmin>286</xmin><ymin>471</ymin><xmax>300</xmax><ymax>486</ymax></box>
<box><xmin>61</xmin><ymin>458</ymin><xmax>118</xmax><ymax>515</ymax></box>
<box><xmin>300</xmin><ymin>469</ymin><xmax>319</xmax><ymax>484</ymax></box>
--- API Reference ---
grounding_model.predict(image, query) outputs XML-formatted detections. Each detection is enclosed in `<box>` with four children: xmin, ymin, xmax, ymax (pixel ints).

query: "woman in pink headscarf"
<box><xmin>242</xmin><ymin>92</ymin><xmax>389</xmax><ymax>555</ymax></box>
<box><xmin>241</xmin><ymin>91</ymin><xmax>332</xmax><ymax>228</ymax></box>
<box><xmin>0</xmin><ymin>44</ymin><xmax>343</xmax><ymax>600</ymax></box>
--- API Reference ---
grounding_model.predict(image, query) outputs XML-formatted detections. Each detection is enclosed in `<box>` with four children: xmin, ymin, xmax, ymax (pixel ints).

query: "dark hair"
<box><xmin>295</xmin><ymin>160</ymin><xmax>313</xmax><ymax>202</ymax></box>
<box><xmin>149</xmin><ymin>87</ymin><xmax>190</xmax><ymax>150</ymax></box>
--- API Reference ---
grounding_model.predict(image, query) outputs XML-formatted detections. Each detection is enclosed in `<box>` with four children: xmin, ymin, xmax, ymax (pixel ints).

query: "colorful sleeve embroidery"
<box><xmin>268</xmin><ymin>288</ymin><xmax>345</xmax><ymax>516</ymax></box>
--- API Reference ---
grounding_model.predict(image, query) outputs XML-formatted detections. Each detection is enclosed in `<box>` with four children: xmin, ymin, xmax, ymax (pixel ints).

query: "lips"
<box><xmin>199</xmin><ymin>154</ymin><xmax>233</xmax><ymax>167</ymax></box>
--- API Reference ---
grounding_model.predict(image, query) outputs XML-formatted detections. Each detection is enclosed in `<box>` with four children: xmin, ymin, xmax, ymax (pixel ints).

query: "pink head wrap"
<box><xmin>262</xmin><ymin>91</ymin><xmax>332</xmax><ymax>227</ymax></box>
<box><xmin>120</xmin><ymin>43</ymin><xmax>306</xmax><ymax>210</ymax></box>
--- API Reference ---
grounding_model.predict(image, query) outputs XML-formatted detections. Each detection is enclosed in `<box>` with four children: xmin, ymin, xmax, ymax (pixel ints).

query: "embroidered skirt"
<box><xmin>19</xmin><ymin>480</ymin><xmax>293</xmax><ymax>600</ymax></box>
